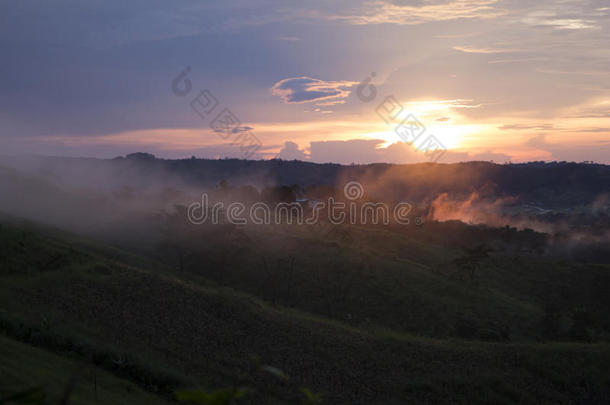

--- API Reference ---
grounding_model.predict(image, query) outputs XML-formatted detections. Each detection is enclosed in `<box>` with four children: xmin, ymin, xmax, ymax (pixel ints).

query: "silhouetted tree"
<box><xmin>452</xmin><ymin>244</ymin><xmax>493</xmax><ymax>283</ymax></box>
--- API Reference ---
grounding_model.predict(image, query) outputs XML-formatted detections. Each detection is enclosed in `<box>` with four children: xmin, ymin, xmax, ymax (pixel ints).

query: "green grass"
<box><xmin>1</xmin><ymin>218</ymin><xmax>610</xmax><ymax>403</ymax></box>
<box><xmin>0</xmin><ymin>334</ymin><xmax>170</xmax><ymax>405</ymax></box>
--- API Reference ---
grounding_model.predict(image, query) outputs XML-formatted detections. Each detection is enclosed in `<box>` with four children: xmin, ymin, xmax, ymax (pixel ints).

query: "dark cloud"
<box><xmin>271</xmin><ymin>77</ymin><xmax>357</xmax><ymax>104</ymax></box>
<box><xmin>212</xmin><ymin>126</ymin><xmax>254</xmax><ymax>135</ymax></box>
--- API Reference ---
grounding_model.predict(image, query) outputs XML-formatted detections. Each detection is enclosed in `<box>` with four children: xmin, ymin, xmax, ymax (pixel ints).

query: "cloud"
<box><xmin>563</xmin><ymin>102</ymin><xmax>610</xmax><ymax>118</ymax></box>
<box><xmin>435</xmin><ymin>32</ymin><xmax>480</xmax><ymax>39</ymax></box>
<box><xmin>309</xmin><ymin>139</ymin><xmax>421</xmax><ymax>164</ymax></box>
<box><xmin>402</xmin><ymin>99</ymin><xmax>482</xmax><ymax>110</ymax></box>
<box><xmin>212</xmin><ymin>125</ymin><xmax>254</xmax><ymax>135</ymax></box>
<box><xmin>498</xmin><ymin>123</ymin><xmax>556</xmax><ymax>131</ymax></box>
<box><xmin>271</xmin><ymin>76</ymin><xmax>358</xmax><ymax>104</ymax></box>
<box><xmin>1</xmin><ymin>0</ymin><xmax>608</xmax><ymax>164</ymax></box>
<box><xmin>316</xmin><ymin>100</ymin><xmax>347</xmax><ymax>106</ymax></box>
<box><xmin>522</xmin><ymin>13</ymin><xmax>597</xmax><ymax>30</ymax></box>
<box><xmin>277</xmin><ymin>141</ymin><xmax>308</xmax><ymax>160</ymax></box>
<box><xmin>520</xmin><ymin>2</ymin><xmax>604</xmax><ymax>31</ymax></box>
<box><xmin>525</xmin><ymin>134</ymin><xmax>610</xmax><ymax>163</ymax></box>
<box><xmin>307</xmin><ymin>138</ymin><xmax>515</xmax><ymax>164</ymax></box>
<box><xmin>568</xmin><ymin>127</ymin><xmax>610</xmax><ymax>133</ymax></box>
<box><xmin>328</xmin><ymin>0</ymin><xmax>503</xmax><ymax>25</ymax></box>
<box><xmin>453</xmin><ymin>46</ymin><xmax>521</xmax><ymax>54</ymax></box>
<box><xmin>536</xmin><ymin>68</ymin><xmax>610</xmax><ymax>76</ymax></box>
<box><xmin>487</xmin><ymin>57</ymin><xmax>548</xmax><ymax>64</ymax></box>
<box><xmin>574</xmin><ymin>111</ymin><xmax>610</xmax><ymax>118</ymax></box>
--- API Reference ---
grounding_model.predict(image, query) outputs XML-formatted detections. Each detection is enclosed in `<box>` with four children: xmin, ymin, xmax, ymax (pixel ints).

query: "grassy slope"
<box><xmin>173</xmin><ymin>222</ymin><xmax>588</xmax><ymax>340</ymax></box>
<box><xmin>1</xmin><ymin>220</ymin><xmax>610</xmax><ymax>403</ymax></box>
<box><xmin>0</xmin><ymin>334</ymin><xmax>169</xmax><ymax>405</ymax></box>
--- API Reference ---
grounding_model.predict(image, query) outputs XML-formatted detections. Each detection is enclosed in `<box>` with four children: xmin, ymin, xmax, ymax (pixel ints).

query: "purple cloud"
<box><xmin>271</xmin><ymin>76</ymin><xmax>357</xmax><ymax>104</ymax></box>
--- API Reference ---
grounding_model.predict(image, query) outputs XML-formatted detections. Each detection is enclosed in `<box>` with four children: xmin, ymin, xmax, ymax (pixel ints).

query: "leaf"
<box><xmin>300</xmin><ymin>387</ymin><xmax>322</xmax><ymax>404</ymax></box>
<box><xmin>261</xmin><ymin>365</ymin><xmax>289</xmax><ymax>381</ymax></box>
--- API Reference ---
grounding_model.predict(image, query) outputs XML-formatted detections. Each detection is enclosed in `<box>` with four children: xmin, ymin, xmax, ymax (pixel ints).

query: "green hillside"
<box><xmin>1</xmin><ymin>217</ymin><xmax>610</xmax><ymax>403</ymax></box>
<box><xmin>0</xmin><ymin>334</ymin><xmax>170</xmax><ymax>405</ymax></box>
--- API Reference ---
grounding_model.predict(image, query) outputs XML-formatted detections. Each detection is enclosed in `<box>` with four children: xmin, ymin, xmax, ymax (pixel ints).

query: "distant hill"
<box><xmin>1</xmin><ymin>154</ymin><xmax>609</xmax><ymax>208</ymax></box>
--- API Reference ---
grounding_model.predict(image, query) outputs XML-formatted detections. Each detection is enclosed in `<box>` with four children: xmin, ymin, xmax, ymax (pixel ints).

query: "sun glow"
<box><xmin>360</xmin><ymin>122</ymin><xmax>480</xmax><ymax>150</ymax></box>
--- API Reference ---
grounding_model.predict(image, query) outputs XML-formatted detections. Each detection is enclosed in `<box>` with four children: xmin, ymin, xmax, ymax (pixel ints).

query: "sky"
<box><xmin>1</xmin><ymin>0</ymin><xmax>609</xmax><ymax>164</ymax></box>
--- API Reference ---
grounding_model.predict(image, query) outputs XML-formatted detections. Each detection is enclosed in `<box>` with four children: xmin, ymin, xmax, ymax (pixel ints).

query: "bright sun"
<box><xmin>374</xmin><ymin>99</ymin><xmax>487</xmax><ymax>150</ymax></box>
<box><xmin>364</xmin><ymin>120</ymin><xmax>480</xmax><ymax>151</ymax></box>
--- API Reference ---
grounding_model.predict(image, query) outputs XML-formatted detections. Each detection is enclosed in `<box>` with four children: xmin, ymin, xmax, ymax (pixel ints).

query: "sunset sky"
<box><xmin>1</xmin><ymin>0</ymin><xmax>609</xmax><ymax>163</ymax></box>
